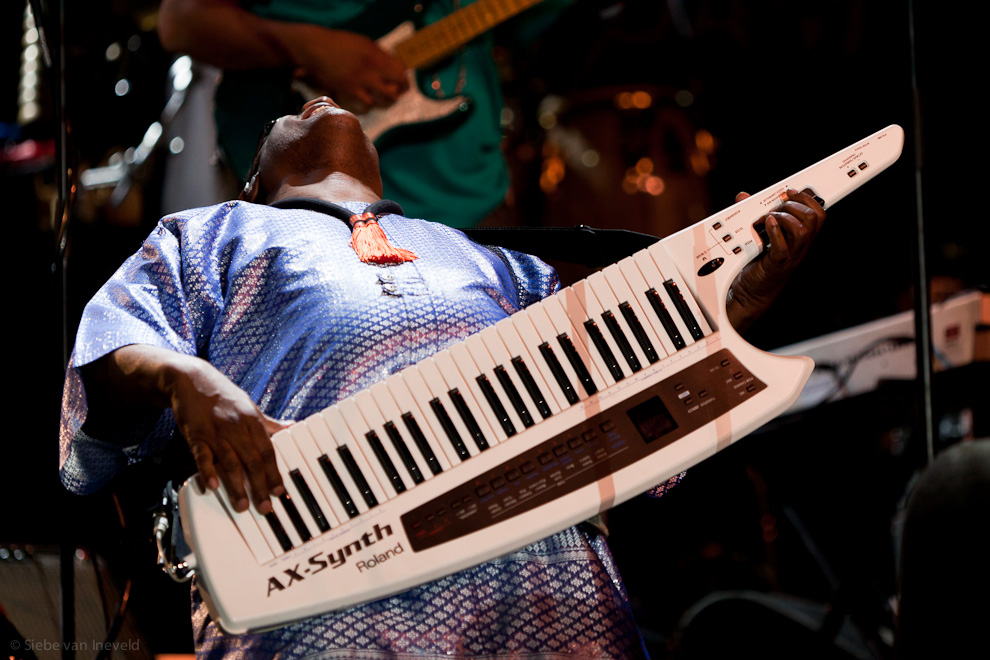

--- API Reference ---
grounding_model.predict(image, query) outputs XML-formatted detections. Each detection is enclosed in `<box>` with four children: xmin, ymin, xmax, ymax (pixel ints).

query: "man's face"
<box><xmin>252</xmin><ymin>97</ymin><xmax>382</xmax><ymax>200</ymax></box>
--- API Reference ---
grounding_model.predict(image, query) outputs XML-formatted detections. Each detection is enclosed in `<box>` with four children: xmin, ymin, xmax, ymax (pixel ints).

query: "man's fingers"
<box><xmin>249</xmin><ymin>421</ymin><xmax>286</xmax><ymax>498</ymax></box>
<box><xmin>763</xmin><ymin>189</ymin><xmax>826</xmax><ymax>258</ymax></box>
<box><xmin>210</xmin><ymin>440</ymin><xmax>251</xmax><ymax>513</ymax></box>
<box><xmin>799</xmin><ymin>187</ymin><xmax>827</xmax><ymax>219</ymax></box>
<box><xmin>353</xmin><ymin>88</ymin><xmax>375</xmax><ymax>108</ymax></box>
<box><xmin>783</xmin><ymin>189</ymin><xmax>826</xmax><ymax>223</ymax></box>
<box><xmin>764</xmin><ymin>215</ymin><xmax>792</xmax><ymax>264</ymax></box>
<box><xmin>225</xmin><ymin>424</ymin><xmax>277</xmax><ymax>515</ymax></box>
<box><xmin>375</xmin><ymin>50</ymin><xmax>408</xmax><ymax>84</ymax></box>
<box><xmin>190</xmin><ymin>423</ymin><xmax>284</xmax><ymax>514</ymax></box>
<box><xmin>189</xmin><ymin>441</ymin><xmax>219</xmax><ymax>491</ymax></box>
<box><xmin>264</xmin><ymin>415</ymin><xmax>293</xmax><ymax>435</ymax></box>
<box><xmin>375</xmin><ymin>79</ymin><xmax>404</xmax><ymax>104</ymax></box>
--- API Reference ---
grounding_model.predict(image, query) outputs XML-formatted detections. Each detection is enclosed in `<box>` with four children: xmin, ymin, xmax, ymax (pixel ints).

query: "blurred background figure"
<box><xmin>155</xmin><ymin>0</ymin><xmax>570</xmax><ymax>228</ymax></box>
<box><xmin>895</xmin><ymin>439</ymin><xmax>990</xmax><ymax>660</ymax></box>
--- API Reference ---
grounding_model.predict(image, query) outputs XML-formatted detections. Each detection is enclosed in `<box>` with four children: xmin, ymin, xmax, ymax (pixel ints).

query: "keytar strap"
<box><xmin>270</xmin><ymin>198</ymin><xmax>660</xmax><ymax>268</ymax></box>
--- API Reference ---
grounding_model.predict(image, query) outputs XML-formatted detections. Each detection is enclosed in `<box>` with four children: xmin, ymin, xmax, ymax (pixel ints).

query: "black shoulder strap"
<box><xmin>463</xmin><ymin>226</ymin><xmax>661</xmax><ymax>268</ymax></box>
<box><xmin>269</xmin><ymin>198</ymin><xmax>660</xmax><ymax>268</ymax></box>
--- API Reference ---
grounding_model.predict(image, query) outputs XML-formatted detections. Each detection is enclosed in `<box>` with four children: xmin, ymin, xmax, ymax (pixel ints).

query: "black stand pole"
<box><xmin>29</xmin><ymin>0</ymin><xmax>76</xmax><ymax>655</ymax></box>
<box><xmin>907</xmin><ymin>0</ymin><xmax>935</xmax><ymax>468</ymax></box>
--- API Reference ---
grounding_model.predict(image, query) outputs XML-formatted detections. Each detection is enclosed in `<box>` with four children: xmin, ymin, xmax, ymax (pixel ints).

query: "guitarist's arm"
<box><xmin>157</xmin><ymin>0</ymin><xmax>408</xmax><ymax>110</ymax></box>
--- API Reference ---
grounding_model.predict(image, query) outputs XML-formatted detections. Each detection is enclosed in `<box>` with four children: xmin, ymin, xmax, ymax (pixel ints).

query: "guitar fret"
<box><xmin>396</xmin><ymin>0</ymin><xmax>545</xmax><ymax>70</ymax></box>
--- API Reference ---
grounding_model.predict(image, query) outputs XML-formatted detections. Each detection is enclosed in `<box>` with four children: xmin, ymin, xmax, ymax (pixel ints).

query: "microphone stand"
<box><xmin>29</xmin><ymin>0</ymin><xmax>76</xmax><ymax>656</ymax></box>
<box><xmin>907</xmin><ymin>0</ymin><xmax>935</xmax><ymax>467</ymax></box>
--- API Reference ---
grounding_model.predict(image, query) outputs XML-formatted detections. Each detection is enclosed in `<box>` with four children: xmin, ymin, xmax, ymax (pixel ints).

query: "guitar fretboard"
<box><xmin>394</xmin><ymin>0</ymin><xmax>544</xmax><ymax>70</ymax></box>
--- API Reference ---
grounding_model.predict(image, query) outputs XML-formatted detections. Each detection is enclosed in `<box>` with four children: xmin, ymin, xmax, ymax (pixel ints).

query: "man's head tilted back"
<box><xmin>239</xmin><ymin>97</ymin><xmax>383</xmax><ymax>205</ymax></box>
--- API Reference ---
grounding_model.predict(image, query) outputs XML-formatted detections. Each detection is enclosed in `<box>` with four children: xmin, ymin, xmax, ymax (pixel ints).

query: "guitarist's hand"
<box><xmin>290</xmin><ymin>26</ymin><xmax>408</xmax><ymax>112</ymax></box>
<box><xmin>726</xmin><ymin>188</ymin><xmax>826</xmax><ymax>332</ymax></box>
<box><xmin>158</xmin><ymin>2</ymin><xmax>407</xmax><ymax>111</ymax></box>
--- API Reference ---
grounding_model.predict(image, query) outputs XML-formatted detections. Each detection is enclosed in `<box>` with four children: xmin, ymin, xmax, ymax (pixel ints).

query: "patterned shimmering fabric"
<box><xmin>60</xmin><ymin>200</ymin><xmax>651</xmax><ymax>659</ymax></box>
<box><xmin>192</xmin><ymin>526</ymin><xmax>646</xmax><ymax>660</ymax></box>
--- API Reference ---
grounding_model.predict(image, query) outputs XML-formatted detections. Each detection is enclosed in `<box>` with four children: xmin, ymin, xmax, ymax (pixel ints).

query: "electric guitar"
<box><xmin>216</xmin><ymin>0</ymin><xmax>546</xmax><ymax>178</ymax></box>
<box><xmin>294</xmin><ymin>0</ymin><xmax>546</xmax><ymax>143</ymax></box>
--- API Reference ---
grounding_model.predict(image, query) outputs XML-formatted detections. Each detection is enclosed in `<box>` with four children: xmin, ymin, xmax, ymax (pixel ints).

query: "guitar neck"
<box><xmin>394</xmin><ymin>0</ymin><xmax>545</xmax><ymax>70</ymax></box>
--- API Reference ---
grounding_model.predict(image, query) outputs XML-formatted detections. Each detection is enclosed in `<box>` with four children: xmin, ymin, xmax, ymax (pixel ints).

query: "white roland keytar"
<box><xmin>178</xmin><ymin>125</ymin><xmax>905</xmax><ymax>633</ymax></box>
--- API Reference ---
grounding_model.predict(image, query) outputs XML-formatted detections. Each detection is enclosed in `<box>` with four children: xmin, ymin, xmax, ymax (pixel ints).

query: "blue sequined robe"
<box><xmin>60</xmin><ymin>201</ymin><xmax>660</xmax><ymax>659</ymax></box>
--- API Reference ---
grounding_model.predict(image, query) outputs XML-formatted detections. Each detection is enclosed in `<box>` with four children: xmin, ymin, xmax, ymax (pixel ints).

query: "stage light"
<box><xmin>675</xmin><ymin>90</ymin><xmax>694</xmax><ymax>107</ymax></box>
<box><xmin>106</xmin><ymin>42</ymin><xmax>122</xmax><ymax>61</ymax></box>
<box><xmin>580</xmin><ymin>150</ymin><xmax>599</xmax><ymax>168</ymax></box>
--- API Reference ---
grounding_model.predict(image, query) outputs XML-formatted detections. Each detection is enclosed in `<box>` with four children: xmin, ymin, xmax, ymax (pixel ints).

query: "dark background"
<box><xmin>2</xmin><ymin>1</ymin><xmax>984</xmax><ymax>658</ymax></box>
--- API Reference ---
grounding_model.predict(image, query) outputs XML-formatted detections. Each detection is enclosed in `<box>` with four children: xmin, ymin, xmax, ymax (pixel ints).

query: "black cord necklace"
<box><xmin>270</xmin><ymin>197</ymin><xmax>417</xmax><ymax>264</ymax></box>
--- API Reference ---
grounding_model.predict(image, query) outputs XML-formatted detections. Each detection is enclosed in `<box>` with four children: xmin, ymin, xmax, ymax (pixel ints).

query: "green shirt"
<box><xmin>216</xmin><ymin>0</ymin><xmax>508</xmax><ymax>227</ymax></box>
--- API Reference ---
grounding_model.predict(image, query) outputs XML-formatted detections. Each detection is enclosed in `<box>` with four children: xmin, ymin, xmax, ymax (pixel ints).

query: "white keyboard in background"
<box><xmin>773</xmin><ymin>290</ymin><xmax>989</xmax><ymax>413</ymax></box>
<box><xmin>179</xmin><ymin>125</ymin><xmax>905</xmax><ymax>633</ymax></box>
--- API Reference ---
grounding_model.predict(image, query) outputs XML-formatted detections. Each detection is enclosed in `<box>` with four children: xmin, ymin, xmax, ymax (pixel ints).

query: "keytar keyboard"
<box><xmin>178</xmin><ymin>125</ymin><xmax>905</xmax><ymax>633</ymax></box>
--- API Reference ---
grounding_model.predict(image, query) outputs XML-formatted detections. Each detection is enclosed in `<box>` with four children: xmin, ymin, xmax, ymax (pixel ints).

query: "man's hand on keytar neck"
<box><xmin>725</xmin><ymin>188</ymin><xmax>826</xmax><ymax>333</ymax></box>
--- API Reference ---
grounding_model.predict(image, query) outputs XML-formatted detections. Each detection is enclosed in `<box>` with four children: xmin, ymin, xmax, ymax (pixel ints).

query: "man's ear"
<box><xmin>239</xmin><ymin>174</ymin><xmax>260</xmax><ymax>203</ymax></box>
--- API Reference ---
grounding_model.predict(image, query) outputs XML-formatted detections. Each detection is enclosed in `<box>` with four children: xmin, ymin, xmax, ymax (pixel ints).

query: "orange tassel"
<box><xmin>348</xmin><ymin>212</ymin><xmax>418</xmax><ymax>264</ymax></box>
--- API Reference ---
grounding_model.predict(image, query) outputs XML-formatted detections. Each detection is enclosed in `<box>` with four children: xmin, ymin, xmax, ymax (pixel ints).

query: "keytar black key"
<box><xmin>265</xmin><ymin>512</ymin><xmax>293</xmax><ymax>552</ymax></box>
<box><xmin>337</xmin><ymin>446</ymin><xmax>378</xmax><ymax>509</ymax></box>
<box><xmin>448</xmin><ymin>388</ymin><xmax>490</xmax><ymax>451</ymax></box>
<box><xmin>645</xmin><ymin>288</ymin><xmax>686</xmax><ymax>350</ymax></box>
<box><xmin>583</xmin><ymin>319</ymin><xmax>624</xmax><ymax>381</ymax></box>
<box><xmin>383</xmin><ymin>421</ymin><xmax>426</xmax><ymax>484</ymax></box>
<box><xmin>400</xmin><ymin>413</ymin><xmax>443</xmax><ymax>475</ymax></box>
<box><xmin>365</xmin><ymin>430</ymin><xmax>406</xmax><ymax>494</ymax></box>
<box><xmin>601</xmin><ymin>311</ymin><xmax>641</xmax><ymax>373</ymax></box>
<box><xmin>664</xmin><ymin>279</ymin><xmax>705</xmax><ymax>340</ymax></box>
<box><xmin>430</xmin><ymin>398</ymin><xmax>471</xmax><ymax>460</ymax></box>
<box><xmin>557</xmin><ymin>333</ymin><xmax>597</xmax><ymax>395</ymax></box>
<box><xmin>318</xmin><ymin>454</ymin><xmax>360</xmax><ymax>518</ymax></box>
<box><xmin>511</xmin><ymin>356</ymin><xmax>553</xmax><ymax>419</ymax></box>
<box><xmin>619</xmin><ymin>302</ymin><xmax>659</xmax><ymax>364</ymax></box>
<box><xmin>477</xmin><ymin>374</ymin><xmax>517</xmax><ymax>436</ymax></box>
<box><xmin>494</xmin><ymin>365</ymin><xmax>534</xmax><ymax>428</ymax></box>
<box><xmin>538</xmin><ymin>342</ymin><xmax>579</xmax><ymax>405</ymax></box>
<box><xmin>288</xmin><ymin>469</ymin><xmax>330</xmax><ymax>532</ymax></box>
<box><xmin>278</xmin><ymin>492</ymin><xmax>312</xmax><ymax>542</ymax></box>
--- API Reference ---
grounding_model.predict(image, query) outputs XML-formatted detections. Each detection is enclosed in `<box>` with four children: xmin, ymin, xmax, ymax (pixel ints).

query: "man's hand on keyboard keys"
<box><xmin>167</xmin><ymin>356</ymin><xmax>291</xmax><ymax>514</ymax></box>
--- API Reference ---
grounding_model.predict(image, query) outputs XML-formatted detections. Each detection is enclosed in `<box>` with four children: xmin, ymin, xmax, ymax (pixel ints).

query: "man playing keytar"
<box><xmin>60</xmin><ymin>96</ymin><xmax>825</xmax><ymax>659</ymax></box>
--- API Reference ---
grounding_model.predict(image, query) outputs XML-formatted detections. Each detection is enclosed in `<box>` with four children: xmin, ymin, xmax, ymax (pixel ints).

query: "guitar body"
<box><xmin>292</xmin><ymin>21</ymin><xmax>472</xmax><ymax>146</ymax></box>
